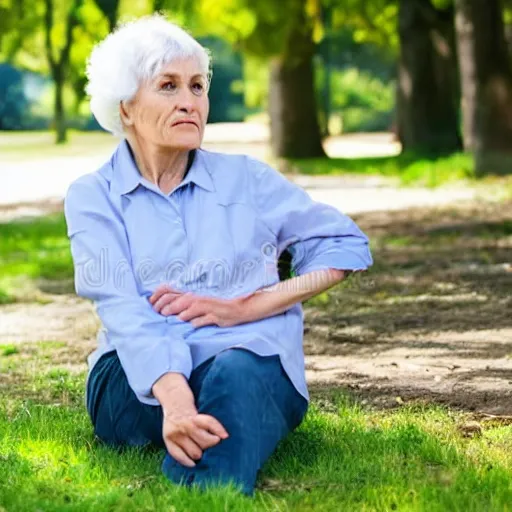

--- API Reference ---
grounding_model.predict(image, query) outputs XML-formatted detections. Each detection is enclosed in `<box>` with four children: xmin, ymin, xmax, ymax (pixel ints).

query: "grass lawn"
<box><xmin>290</xmin><ymin>152</ymin><xmax>512</xmax><ymax>192</ymax></box>
<box><xmin>0</xmin><ymin>214</ymin><xmax>73</xmax><ymax>304</ymax></box>
<box><xmin>1</xmin><ymin>340</ymin><xmax>511</xmax><ymax>511</ymax></box>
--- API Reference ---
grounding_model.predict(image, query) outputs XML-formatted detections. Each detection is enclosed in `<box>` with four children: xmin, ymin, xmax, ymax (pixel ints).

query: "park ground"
<box><xmin>0</xmin><ymin>129</ymin><xmax>511</xmax><ymax>510</ymax></box>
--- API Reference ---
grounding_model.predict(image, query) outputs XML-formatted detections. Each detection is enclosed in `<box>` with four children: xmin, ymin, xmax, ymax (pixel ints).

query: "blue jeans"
<box><xmin>86</xmin><ymin>348</ymin><xmax>308</xmax><ymax>495</ymax></box>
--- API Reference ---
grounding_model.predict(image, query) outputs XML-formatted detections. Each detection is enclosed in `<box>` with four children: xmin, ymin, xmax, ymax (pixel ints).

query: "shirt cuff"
<box><xmin>124</xmin><ymin>340</ymin><xmax>193</xmax><ymax>401</ymax></box>
<box><xmin>296</xmin><ymin>246</ymin><xmax>373</xmax><ymax>276</ymax></box>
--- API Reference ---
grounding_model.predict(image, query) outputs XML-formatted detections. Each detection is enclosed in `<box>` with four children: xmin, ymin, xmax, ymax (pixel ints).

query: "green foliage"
<box><xmin>198</xmin><ymin>36</ymin><xmax>246</xmax><ymax>122</ymax></box>
<box><xmin>317</xmin><ymin>67</ymin><xmax>395</xmax><ymax>133</ymax></box>
<box><xmin>196</xmin><ymin>0</ymin><xmax>321</xmax><ymax>58</ymax></box>
<box><xmin>242</xmin><ymin>54</ymin><xmax>269</xmax><ymax>111</ymax></box>
<box><xmin>332</xmin><ymin>68</ymin><xmax>394</xmax><ymax>112</ymax></box>
<box><xmin>331</xmin><ymin>0</ymin><xmax>399</xmax><ymax>53</ymax></box>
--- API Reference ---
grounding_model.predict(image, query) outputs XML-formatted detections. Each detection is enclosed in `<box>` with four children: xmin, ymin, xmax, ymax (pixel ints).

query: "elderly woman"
<box><xmin>64</xmin><ymin>15</ymin><xmax>372</xmax><ymax>495</ymax></box>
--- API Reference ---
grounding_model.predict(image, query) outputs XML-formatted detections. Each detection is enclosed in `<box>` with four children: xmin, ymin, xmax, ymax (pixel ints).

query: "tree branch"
<box><xmin>59</xmin><ymin>0</ymin><xmax>84</xmax><ymax>69</ymax></box>
<box><xmin>43</xmin><ymin>0</ymin><xmax>56</xmax><ymax>73</ymax></box>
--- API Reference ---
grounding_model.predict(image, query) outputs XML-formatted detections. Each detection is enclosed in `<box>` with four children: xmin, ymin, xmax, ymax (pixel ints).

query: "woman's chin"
<box><xmin>163</xmin><ymin>136</ymin><xmax>202</xmax><ymax>151</ymax></box>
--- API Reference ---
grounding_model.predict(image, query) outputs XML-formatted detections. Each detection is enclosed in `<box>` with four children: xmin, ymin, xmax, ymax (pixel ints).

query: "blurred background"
<box><xmin>2</xmin><ymin>0</ymin><xmax>512</xmax><ymax>177</ymax></box>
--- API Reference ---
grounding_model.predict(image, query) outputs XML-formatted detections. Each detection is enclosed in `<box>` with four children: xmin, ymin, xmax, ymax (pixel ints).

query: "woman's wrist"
<box><xmin>152</xmin><ymin>372</ymin><xmax>196</xmax><ymax>414</ymax></box>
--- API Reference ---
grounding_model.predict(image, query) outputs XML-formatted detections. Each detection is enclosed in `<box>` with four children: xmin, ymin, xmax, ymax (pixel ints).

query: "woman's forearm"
<box><xmin>152</xmin><ymin>372</ymin><xmax>197</xmax><ymax>415</ymax></box>
<box><xmin>239</xmin><ymin>268</ymin><xmax>345</xmax><ymax>324</ymax></box>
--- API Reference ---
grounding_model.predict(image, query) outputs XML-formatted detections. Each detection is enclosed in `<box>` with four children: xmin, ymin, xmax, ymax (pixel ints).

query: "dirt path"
<box><xmin>1</xmin><ymin>129</ymin><xmax>475</xmax><ymax>215</ymax></box>
<box><xmin>1</xmin><ymin>197</ymin><xmax>511</xmax><ymax>415</ymax></box>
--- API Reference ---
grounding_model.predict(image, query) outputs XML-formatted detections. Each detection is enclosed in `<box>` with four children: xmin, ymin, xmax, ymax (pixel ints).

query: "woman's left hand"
<box><xmin>149</xmin><ymin>284</ymin><xmax>247</xmax><ymax>328</ymax></box>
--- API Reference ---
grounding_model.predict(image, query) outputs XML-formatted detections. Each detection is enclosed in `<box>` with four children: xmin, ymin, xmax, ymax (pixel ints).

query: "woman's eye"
<box><xmin>162</xmin><ymin>82</ymin><xmax>177</xmax><ymax>91</ymax></box>
<box><xmin>191</xmin><ymin>82</ymin><xmax>204</xmax><ymax>94</ymax></box>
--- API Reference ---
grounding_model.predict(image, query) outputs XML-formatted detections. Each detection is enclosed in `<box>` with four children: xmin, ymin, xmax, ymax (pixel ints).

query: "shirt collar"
<box><xmin>111</xmin><ymin>139</ymin><xmax>215</xmax><ymax>196</ymax></box>
<box><xmin>179</xmin><ymin>149</ymin><xmax>215</xmax><ymax>193</ymax></box>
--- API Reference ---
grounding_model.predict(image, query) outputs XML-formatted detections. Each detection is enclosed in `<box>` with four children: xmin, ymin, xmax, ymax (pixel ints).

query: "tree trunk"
<box><xmin>93</xmin><ymin>0</ymin><xmax>120</xmax><ymax>32</ymax></box>
<box><xmin>397</xmin><ymin>0</ymin><xmax>462</xmax><ymax>154</ymax></box>
<box><xmin>268</xmin><ymin>3</ymin><xmax>325</xmax><ymax>159</ymax></box>
<box><xmin>455</xmin><ymin>0</ymin><xmax>512</xmax><ymax>174</ymax></box>
<box><xmin>54</xmin><ymin>71</ymin><xmax>67</xmax><ymax>144</ymax></box>
<box><xmin>44</xmin><ymin>0</ymin><xmax>83</xmax><ymax>145</ymax></box>
<box><xmin>153</xmin><ymin>0</ymin><xmax>166</xmax><ymax>12</ymax></box>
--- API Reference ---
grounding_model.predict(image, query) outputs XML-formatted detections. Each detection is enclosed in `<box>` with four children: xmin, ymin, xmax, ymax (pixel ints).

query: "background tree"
<box><xmin>197</xmin><ymin>0</ymin><xmax>326</xmax><ymax>158</ymax></box>
<box><xmin>43</xmin><ymin>0</ymin><xmax>85</xmax><ymax>143</ymax></box>
<box><xmin>336</xmin><ymin>0</ymin><xmax>461</xmax><ymax>154</ymax></box>
<box><xmin>455</xmin><ymin>0</ymin><xmax>512</xmax><ymax>174</ymax></box>
<box><xmin>397</xmin><ymin>0</ymin><xmax>461</xmax><ymax>154</ymax></box>
<box><xmin>92</xmin><ymin>0</ymin><xmax>120</xmax><ymax>32</ymax></box>
<box><xmin>267</xmin><ymin>0</ymin><xmax>325</xmax><ymax>158</ymax></box>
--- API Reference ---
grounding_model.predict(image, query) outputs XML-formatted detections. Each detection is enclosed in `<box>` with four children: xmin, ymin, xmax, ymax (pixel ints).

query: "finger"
<box><xmin>165</xmin><ymin>440</ymin><xmax>196</xmax><ymax>468</ymax></box>
<box><xmin>150</xmin><ymin>284</ymin><xmax>178</xmax><ymax>304</ymax></box>
<box><xmin>153</xmin><ymin>292</ymin><xmax>181</xmax><ymax>313</ymax></box>
<box><xmin>163</xmin><ymin>293</ymin><xmax>196</xmax><ymax>317</ymax></box>
<box><xmin>178</xmin><ymin>305</ymin><xmax>204</xmax><ymax>323</ymax></box>
<box><xmin>188</xmin><ymin>427</ymin><xmax>221</xmax><ymax>450</ymax></box>
<box><xmin>195</xmin><ymin>414</ymin><xmax>229</xmax><ymax>439</ymax></box>
<box><xmin>177</xmin><ymin>435</ymin><xmax>203</xmax><ymax>461</ymax></box>
<box><xmin>162</xmin><ymin>299</ymin><xmax>191</xmax><ymax>317</ymax></box>
<box><xmin>190</xmin><ymin>315</ymin><xmax>215</xmax><ymax>328</ymax></box>
<box><xmin>161</xmin><ymin>303</ymin><xmax>175</xmax><ymax>316</ymax></box>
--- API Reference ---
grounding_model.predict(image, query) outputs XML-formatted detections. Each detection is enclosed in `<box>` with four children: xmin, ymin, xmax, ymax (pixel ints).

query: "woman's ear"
<box><xmin>119</xmin><ymin>100</ymin><xmax>135</xmax><ymax>127</ymax></box>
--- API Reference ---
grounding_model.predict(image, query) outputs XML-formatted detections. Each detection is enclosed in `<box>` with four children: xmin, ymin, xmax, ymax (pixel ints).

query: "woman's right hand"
<box><xmin>152</xmin><ymin>372</ymin><xmax>229</xmax><ymax>467</ymax></box>
<box><xmin>162</xmin><ymin>409</ymin><xmax>229</xmax><ymax>467</ymax></box>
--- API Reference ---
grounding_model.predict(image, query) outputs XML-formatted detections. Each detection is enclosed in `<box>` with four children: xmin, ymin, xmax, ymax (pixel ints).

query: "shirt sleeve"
<box><xmin>64</xmin><ymin>176</ymin><xmax>192</xmax><ymax>400</ymax></box>
<box><xmin>250</xmin><ymin>158</ymin><xmax>373</xmax><ymax>276</ymax></box>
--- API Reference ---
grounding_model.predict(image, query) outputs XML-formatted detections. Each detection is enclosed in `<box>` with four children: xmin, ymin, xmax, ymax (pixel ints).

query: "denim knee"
<box><xmin>206</xmin><ymin>348</ymin><xmax>272</xmax><ymax>387</ymax></box>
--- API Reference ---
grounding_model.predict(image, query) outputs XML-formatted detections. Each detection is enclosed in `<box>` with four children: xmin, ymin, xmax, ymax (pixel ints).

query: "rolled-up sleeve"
<box><xmin>250</xmin><ymin>159</ymin><xmax>373</xmax><ymax>276</ymax></box>
<box><xmin>64</xmin><ymin>177</ymin><xmax>192</xmax><ymax>400</ymax></box>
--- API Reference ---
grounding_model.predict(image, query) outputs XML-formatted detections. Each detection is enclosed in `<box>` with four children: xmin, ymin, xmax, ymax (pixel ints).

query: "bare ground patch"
<box><xmin>305</xmin><ymin>200</ymin><xmax>512</xmax><ymax>414</ymax></box>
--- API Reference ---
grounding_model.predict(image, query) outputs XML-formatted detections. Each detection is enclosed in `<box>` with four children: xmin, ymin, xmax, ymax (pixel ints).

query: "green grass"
<box><xmin>290</xmin><ymin>152</ymin><xmax>475</xmax><ymax>187</ymax></box>
<box><xmin>1</xmin><ymin>344</ymin><xmax>18</xmax><ymax>356</ymax></box>
<box><xmin>0</xmin><ymin>213</ymin><xmax>73</xmax><ymax>301</ymax></box>
<box><xmin>0</xmin><ymin>342</ymin><xmax>511</xmax><ymax>511</ymax></box>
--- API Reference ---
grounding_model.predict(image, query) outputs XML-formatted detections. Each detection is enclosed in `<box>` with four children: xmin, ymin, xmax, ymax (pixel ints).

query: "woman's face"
<box><xmin>121</xmin><ymin>58</ymin><xmax>209</xmax><ymax>150</ymax></box>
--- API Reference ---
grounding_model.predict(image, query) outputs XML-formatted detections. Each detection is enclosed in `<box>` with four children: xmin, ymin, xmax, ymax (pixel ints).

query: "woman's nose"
<box><xmin>175</xmin><ymin>88</ymin><xmax>196</xmax><ymax>112</ymax></box>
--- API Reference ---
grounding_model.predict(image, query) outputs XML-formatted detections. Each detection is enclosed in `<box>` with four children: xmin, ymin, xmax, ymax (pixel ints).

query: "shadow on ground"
<box><xmin>304</xmin><ymin>201</ymin><xmax>512</xmax><ymax>415</ymax></box>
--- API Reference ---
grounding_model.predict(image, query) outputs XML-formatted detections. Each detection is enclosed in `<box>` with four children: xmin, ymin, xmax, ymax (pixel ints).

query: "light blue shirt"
<box><xmin>64</xmin><ymin>140</ymin><xmax>373</xmax><ymax>405</ymax></box>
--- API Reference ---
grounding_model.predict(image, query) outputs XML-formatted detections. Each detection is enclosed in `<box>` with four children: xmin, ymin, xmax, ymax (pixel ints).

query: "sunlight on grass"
<box><xmin>1</xmin><ymin>344</ymin><xmax>18</xmax><ymax>356</ymax></box>
<box><xmin>0</xmin><ymin>214</ymin><xmax>73</xmax><ymax>300</ymax></box>
<box><xmin>290</xmin><ymin>152</ymin><xmax>475</xmax><ymax>187</ymax></box>
<box><xmin>0</xmin><ymin>395</ymin><xmax>511</xmax><ymax>511</ymax></box>
<box><xmin>1</xmin><ymin>343</ymin><xmax>511</xmax><ymax>509</ymax></box>
<box><xmin>1</xmin><ymin>343</ymin><xmax>512</xmax><ymax>511</ymax></box>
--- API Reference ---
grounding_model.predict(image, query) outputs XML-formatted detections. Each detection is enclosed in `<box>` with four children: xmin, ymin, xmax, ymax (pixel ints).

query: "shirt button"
<box><xmin>263</xmin><ymin>243</ymin><xmax>275</xmax><ymax>256</ymax></box>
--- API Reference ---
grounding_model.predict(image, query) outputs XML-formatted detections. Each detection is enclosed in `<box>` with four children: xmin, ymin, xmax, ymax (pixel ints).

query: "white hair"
<box><xmin>85</xmin><ymin>14</ymin><xmax>211</xmax><ymax>137</ymax></box>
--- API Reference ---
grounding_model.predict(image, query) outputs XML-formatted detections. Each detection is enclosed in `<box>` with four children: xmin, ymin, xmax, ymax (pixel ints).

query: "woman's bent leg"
<box><xmin>86</xmin><ymin>351</ymin><xmax>164</xmax><ymax>448</ymax></box>
<box><xmin>162</xmin><ymin>348</ymin><xmax>308</xmax><ymax>495</ymax></box>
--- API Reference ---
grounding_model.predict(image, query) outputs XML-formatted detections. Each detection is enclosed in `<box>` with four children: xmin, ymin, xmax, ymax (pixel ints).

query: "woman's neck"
<box><xmin>126</xmin><ymin>134</ymin><xmax>190</xmax><ymax>195</ymax></box>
